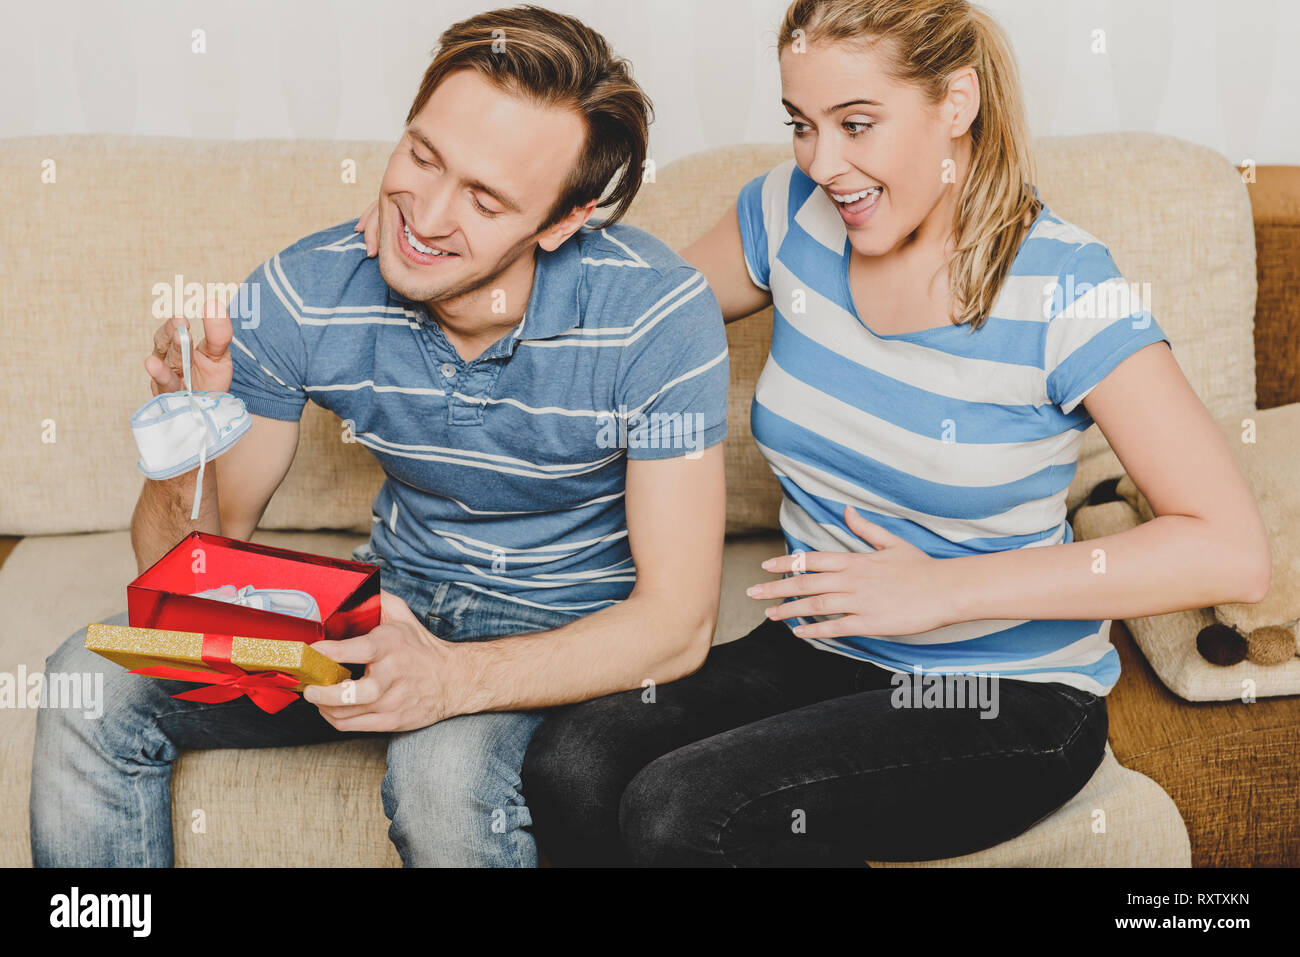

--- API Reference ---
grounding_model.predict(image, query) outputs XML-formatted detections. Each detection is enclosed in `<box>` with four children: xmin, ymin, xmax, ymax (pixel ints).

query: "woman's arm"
<box><xmin>679</xmin><ymin>203</ymin><xmax>772</xmax><ymax>325</ymax></box>
<box><xmin>938</xmin><ymin>341</ymin><xmax>1270</xmax><ymax>622</ymax></box>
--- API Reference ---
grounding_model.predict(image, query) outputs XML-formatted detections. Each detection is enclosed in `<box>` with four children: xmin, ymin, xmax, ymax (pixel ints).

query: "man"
<box><xmin>30</xmin><ymin>5</ymin><xmax>728</xmax><ymax>867</ymax></box>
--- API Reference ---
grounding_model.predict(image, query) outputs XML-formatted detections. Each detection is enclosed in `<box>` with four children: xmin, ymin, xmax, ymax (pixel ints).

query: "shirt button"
<box><xmin>440</xmin><ymin>363</ymin><xmax>456</xmax><ymax>379</ymax></box>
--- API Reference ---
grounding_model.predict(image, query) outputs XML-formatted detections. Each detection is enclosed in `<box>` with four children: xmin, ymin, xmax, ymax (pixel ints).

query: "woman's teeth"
<box><xmin>831</xmin><ymin>186</ymin><xmax>883</xmax><ymax>204</ymax></box>
<box><xmin>403</xmin><ymin>221</ymin><xmax>453</xmax><ymax>256</ymax></box>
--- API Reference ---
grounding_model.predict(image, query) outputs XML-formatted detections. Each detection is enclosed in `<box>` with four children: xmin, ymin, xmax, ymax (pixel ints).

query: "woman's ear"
<box><xmin>944</xmin><ymin>66</ymin><xmax>980</xmax><ymax>137</ymax></box>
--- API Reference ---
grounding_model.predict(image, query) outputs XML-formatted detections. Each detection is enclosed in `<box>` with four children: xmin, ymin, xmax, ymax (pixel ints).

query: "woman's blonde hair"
<box><xmin>777</xmin><ymin>0</ymin><xmax>1040</xmax><ymax>331</ymax></box>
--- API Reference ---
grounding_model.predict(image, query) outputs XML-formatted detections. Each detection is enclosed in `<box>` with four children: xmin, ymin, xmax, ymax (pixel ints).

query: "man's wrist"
<box><xmin>443</xmin><ymin>640</ymin><xmax>496</xmax><ymax>717</ymax></box>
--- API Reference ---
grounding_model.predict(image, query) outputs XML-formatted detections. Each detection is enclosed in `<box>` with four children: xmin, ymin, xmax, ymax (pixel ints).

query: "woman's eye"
<box><xmin>844</xmin><ymin>121</ymin><xmax>875</xmax><ymax>137</ymax></box>
<box><xmin>783</xmin><ymin>119</ymin><xmax>810</xmax><ymax>136</ymax></box>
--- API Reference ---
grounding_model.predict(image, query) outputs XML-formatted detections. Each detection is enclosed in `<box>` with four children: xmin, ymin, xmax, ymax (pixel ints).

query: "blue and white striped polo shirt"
<box><xmin>228</xmin><ymin>220</ymin><xmax>729</xmax><ymax>614</ymax></box>
<box><xmin>737</xmin><ymin>159</ymin><xmax>1171</xmax><ymax>695</ymax></box>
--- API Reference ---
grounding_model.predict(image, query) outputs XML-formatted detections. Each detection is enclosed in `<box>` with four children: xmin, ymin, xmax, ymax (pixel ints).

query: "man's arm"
<box><xmin>456</xmin><ymin>443</ymin><xmax>727</xmax><ymax>711</ymax></box>
<box><xmin>307</xmin><ymin>443</ymin><xmax>727</xmax><ymax>729</ymax></box>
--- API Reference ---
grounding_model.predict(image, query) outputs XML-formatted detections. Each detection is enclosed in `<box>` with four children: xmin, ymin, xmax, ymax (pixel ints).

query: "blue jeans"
<box><xmin>523</xmin><ymin>616</ymin><xmax>1109</xmax><ymax>866</ymax></box>
<box><xmin>30</xmin><ymin>541</ymin><xmax>578</xmax><ymax>867</ymax></box>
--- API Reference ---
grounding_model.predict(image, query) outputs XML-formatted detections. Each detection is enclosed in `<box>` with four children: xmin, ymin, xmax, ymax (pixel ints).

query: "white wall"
<box><xmin>1</xmin><ymin>0</ymin><xmax>1296</xmax><ymax>166</ymax></box>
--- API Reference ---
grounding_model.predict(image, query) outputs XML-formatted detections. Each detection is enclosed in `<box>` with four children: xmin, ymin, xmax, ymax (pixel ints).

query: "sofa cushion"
<box><xmin>865</xmin><ymin>743</ymin><xmax>1190</xmax><ymax>867</ymax></box>
<box><xmin>0</xmin><ymin>133</ymin><xmax>1258</xmax><ymax>538</ymax></box>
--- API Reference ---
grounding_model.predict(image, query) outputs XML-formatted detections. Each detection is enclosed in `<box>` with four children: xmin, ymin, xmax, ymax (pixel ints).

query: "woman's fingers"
<box><xmin>360</xmin><ymin>200</ymin><xmax>380</xmax><ymax>257</ymax></box>
<box><xmin>747</xmin><ymin>571</ymin><xmax>845</xmax><ymax>600</ymax></box>
<box><xmin>765</xmin><ymin>594</ymin><xmax>853</xmax><ymax>622</ymax></box>
<box><xmin>760</xmin><ymin>550</ymin><xmax>847</xmax><ymax>575</ymax></box>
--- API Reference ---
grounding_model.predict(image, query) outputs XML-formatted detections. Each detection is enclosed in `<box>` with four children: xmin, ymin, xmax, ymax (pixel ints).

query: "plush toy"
<box><xmin>1111</xmin><ymin>403</ymin><xmax>1300</xmax><ymax>669</ymax></box>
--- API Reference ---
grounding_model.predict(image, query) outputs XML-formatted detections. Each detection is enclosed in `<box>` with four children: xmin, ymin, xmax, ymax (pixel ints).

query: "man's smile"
<box><xmin>395</xmin><ymin>206</ymin><xmax>460</xmax><ymax>265</ymax></box>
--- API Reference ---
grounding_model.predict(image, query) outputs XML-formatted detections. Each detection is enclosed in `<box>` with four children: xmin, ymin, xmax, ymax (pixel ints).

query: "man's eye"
<box><xmin>409</xmin><ymin>147</ymin><xmax>434</xmax><ymax>168</ymax></box>
<box><xmin>472</xmin><ymin>195</ymin><xmax>500</xmax><ymax>217</ymax></box>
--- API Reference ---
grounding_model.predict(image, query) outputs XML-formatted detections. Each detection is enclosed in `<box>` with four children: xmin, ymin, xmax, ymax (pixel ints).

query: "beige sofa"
<box><xmin>5</xmin><ymin>130</ymin><xmax>1260</xmax><ymax>867</ymax></box>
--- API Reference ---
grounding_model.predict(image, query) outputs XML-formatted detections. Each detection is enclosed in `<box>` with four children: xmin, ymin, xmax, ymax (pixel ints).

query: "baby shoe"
<box><xmin>190</xmin><ymin>584</ymin><xmax>322</xmax><ymax>622</ymax></box>
<box><xmin>130</xmin><ymin>325</ymin><xmax>251</xmax><ymax>519</ymax></box>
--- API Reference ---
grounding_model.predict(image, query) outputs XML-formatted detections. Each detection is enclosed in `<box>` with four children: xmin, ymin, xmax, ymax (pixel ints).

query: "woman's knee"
<box><xmin>524</xmin><ymin>692</ymin><xmax>659</xmax><ymax>811</ymax></box>
<box><xmin>620</xmin><ymin>748</ymin><xmax>729</xmax><ymax>867</ymax></box>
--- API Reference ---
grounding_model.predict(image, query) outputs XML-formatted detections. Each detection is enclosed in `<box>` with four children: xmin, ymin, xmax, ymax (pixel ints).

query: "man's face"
<box><xmin>377</xmin><ymin>68</ymin><xmax>587</xmax><ymax>305</ymax></box>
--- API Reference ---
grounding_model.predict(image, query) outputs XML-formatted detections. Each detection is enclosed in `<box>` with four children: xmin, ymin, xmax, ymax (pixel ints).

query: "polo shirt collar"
<box><xmin>513</xmin><ymin>236</ymin><xmax>583</xmax><ymax>343</ymax></box>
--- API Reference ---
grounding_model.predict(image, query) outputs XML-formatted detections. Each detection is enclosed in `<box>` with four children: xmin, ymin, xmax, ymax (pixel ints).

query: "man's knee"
<box><xmin>36</xmin><ymin>611</ymin><xmax>167</xmax><ymax>754</ymax></box>
<box><xmin>382</xmin><ymin>713</ymin><xmax>540</xmax><ymax>865</ymax></box>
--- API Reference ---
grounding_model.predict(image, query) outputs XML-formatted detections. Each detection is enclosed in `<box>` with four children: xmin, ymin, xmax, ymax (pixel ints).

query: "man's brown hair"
<box><xmin>406</xmin><ymin>4</ymin><xmax>653</xmax><ymax>230</ymax></box>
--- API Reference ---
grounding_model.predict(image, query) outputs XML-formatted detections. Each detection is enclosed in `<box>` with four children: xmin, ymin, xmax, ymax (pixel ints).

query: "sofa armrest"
<box><xmin>1249</xmin><ymin>166</ymin><xmax>1300</xmax><ymax>410</ymax></box>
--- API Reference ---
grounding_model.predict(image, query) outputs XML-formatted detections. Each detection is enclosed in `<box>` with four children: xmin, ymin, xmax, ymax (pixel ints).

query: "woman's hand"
<box><xmin>747</xmin><ymin>506</ymin><xmax>962</xmax><ymax>638</ymax></box>
<box><xmin>354</xmin><ymin>201</ymin><xmax>380</xmax><ymax>258</ymax></box>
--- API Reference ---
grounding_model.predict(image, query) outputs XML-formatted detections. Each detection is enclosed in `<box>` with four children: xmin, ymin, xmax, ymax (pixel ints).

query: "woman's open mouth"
<box><xmin>829</xmin><ymin>186</ymin><xmax>882</xmax><ymax>227</ymax></box>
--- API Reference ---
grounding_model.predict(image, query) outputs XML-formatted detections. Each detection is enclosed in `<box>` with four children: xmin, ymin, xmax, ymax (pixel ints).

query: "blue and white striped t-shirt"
<box><xmin>737</xmin><ymin>159</ymin><xmax>1171</xmax><ymax>695</ymax></box>
<box><xmin>228</xmin><ymin>220</ymin><xmax>729</xmax><ymax>614</ymax></box>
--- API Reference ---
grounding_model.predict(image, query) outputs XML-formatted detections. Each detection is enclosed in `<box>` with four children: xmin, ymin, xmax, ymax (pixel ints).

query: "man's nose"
<box><xmin>408</xmin><ymin>177</ymin><xmax>458</xmax><ymax>240</ymax></box>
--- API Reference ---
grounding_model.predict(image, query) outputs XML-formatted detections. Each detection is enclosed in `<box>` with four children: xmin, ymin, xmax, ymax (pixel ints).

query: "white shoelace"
<box><xmin>227</xmin><ymin>585</ymin><xmax>262</xmax><ymax>608</ymax></box>
<box><xmin>177</xmin><ymin>325</ymin><xmax>217</xmax><ymax>521</ymax></box>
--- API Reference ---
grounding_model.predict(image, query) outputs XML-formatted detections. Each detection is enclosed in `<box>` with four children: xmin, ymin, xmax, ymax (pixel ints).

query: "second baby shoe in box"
<box><xmin>190</xmin><ymin>584</ymin><xmax>323</xmax><ymax>623</ymax></box>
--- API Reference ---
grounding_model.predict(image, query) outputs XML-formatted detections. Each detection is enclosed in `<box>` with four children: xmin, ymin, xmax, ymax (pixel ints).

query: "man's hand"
<box><xmin>144</xmin><ymin>299</ymin><xmax>234</xmax><ymax>396</ymax></box>
<box><xmin>354</xmin><ymin>201</ymin><xmax>380</xmax><ymax>258</ymax></box>
<box><xmin>304</xmin><ymin>590</ymin><xmax>468</xmax><ymax>732</ymax></box>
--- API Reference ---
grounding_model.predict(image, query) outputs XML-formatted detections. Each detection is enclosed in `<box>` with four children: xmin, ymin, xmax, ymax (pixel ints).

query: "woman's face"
<box><xmin>778</xmin><ymin>38</ymin><xmax>976</xmax><ymax>259</ymax></box>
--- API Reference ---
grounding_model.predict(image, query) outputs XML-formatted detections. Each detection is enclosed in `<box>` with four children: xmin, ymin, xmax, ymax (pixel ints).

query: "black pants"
<box><xmin>522</xmin><ymin>617</ymin><xmax>1109</xmax><ymax>866</ymax></box>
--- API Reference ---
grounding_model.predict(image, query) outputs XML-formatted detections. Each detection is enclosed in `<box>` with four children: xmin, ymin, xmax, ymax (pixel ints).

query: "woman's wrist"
<box><xmin>934</xmin><ymin>555</ymin><xmax>979</xmax><ymax>626</ymax></box>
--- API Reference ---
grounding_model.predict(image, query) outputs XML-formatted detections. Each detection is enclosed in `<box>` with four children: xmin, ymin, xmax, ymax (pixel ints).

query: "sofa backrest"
<box><xmin>0</xmin><ymin>132</ymin><xmax>1257</xmax><ymax>538</ymax></box>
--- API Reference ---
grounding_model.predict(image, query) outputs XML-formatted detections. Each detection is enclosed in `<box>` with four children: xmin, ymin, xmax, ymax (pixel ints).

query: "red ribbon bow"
<box><xmin>131</xmin><ymin>632</ymin><xmax>301</xmax><ymax>714</ymax></box>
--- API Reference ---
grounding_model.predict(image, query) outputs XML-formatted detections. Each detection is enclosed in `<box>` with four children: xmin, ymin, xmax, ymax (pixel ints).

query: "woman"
<box><xmin>361</xmin><ymin>0</ymin><xmax>1270</xmax><ymax>866</ymax></box>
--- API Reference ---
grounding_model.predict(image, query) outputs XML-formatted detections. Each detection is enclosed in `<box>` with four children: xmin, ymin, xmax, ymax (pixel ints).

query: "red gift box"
<box><xmin>128</xmin><ymin>531</ymin><xmax>381</xmax><ymax>645</ymax></box>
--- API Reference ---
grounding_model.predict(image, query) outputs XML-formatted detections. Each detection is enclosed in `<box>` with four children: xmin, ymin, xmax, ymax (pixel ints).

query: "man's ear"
<box><xmin>537</xmin><ymin>198</ymin><xmax>599</xmax><ymax>252</ymax></box>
